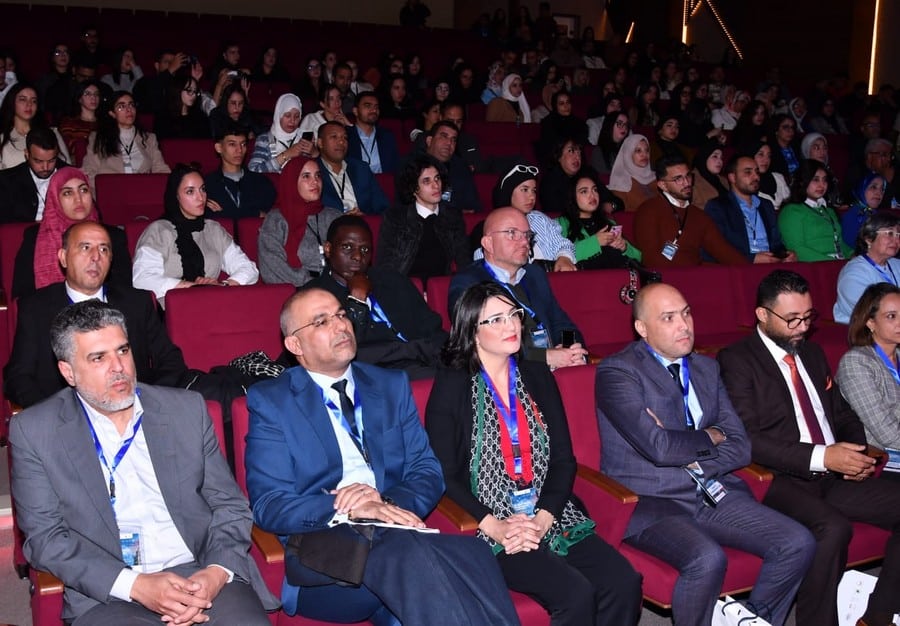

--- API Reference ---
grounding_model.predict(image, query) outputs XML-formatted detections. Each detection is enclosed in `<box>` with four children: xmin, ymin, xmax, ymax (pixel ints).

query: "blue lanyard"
<box><xmin>78</xmin><ymin>390</ymin><xmax>142</xmax><ymax>507</ymax></box>
<box><xmin>863</xmin><ymin>255</ymin><xmax>898</xmax><ymax>286</ymax></box>
<box><xmin>480</xmin><ymin>357</ymin><xmax>523</xmax><ymax>475</ymax></box>
<box><xmin>368</xmin><ymin>295</ymin><xmax>407</xmax><ymax>342</ymax></box>
<box><xmin>646</xmin><ymin>345</ymin><xmax>695</xmax><ymax>429</ymax></box>
<box><xmin>874</xmin><ymin>344</ymin><xmax>900</xmax><ymax>385</ymax></box>
<box><xmin>322</xmin><ymin>385</ymin><xmax>369</xmax><ymax>464</ymax></box>
<box><xmin>482</xmin><ymin>261</ymin><xmax>543</xmax><ymax>330</ymax></box>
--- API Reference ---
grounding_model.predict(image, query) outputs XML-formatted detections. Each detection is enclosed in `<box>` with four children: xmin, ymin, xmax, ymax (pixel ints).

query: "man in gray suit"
<box><xmin>596</xmin><ymin>283</ymin><xmax>814</xmax><ymax>626</ymax></box>
<box><xmin>9</xmin><ymin>300</ymin><xmax>278</xmax><ymax>625</ymax></box>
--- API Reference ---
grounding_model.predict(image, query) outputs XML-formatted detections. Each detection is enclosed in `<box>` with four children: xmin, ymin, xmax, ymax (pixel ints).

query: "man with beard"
<box><xmin>317</xmin><ymin>121</ymin><xmax>389</xmax><ymax>215</ymax></box>
<box><xmin>9</xmin><ymin>299</ymin><xmax>278</xmax><ymax>624</ymax></box>
<box><xmin>4</xmin><ymin>221</ymin><xmax>191</xmax><ymax>407</ymax></box>
<box><xmin>704</xmin><ymin>155</ymin><xmax>796</xmax><ymax>263</ymax></box>
<box><xmin>597</xmin><ymin>282</ymin><xmax>814</xmax><ymax>626</ymax></box>
<box><xmin>346</xmin><ymin>91</ymin><xmax>399</xmax><ymax>174</ymax></box>
<box><xmin>634</xmin><ymin>155</ymin><xmax>747</xmax><ymax>267</ymax></box>
<box><xmin>718</xmin><ymin>270</ymin><xmax>900</xmax><ymax>626</ymax></box>
<box><xmin>0</xmin><ymin>127</ymin><xmax>65</xmax><ymax>223</ymax></box>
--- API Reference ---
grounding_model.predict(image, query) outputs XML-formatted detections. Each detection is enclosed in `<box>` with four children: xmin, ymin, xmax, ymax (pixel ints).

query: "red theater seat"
<box><xmin>95</xmin><ymin>173</ymin><xmax>168</xmax><ymax>225</ymax></box>
<box><xmin>160</xmin><ymin>138</ymin><xmax>220</xmax><ymax>173</ymax></box>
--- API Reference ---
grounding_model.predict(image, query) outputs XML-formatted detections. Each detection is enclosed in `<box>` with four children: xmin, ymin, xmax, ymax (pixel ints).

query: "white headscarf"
<box><xmin>800</xmin><ymin>132</ymin><xmax>828</xmax><ymax>165</ymax></box>
<box><xmin>270</xmin><ymin>93</ymin><xmax>302</xmax><ymax>147</ymax></box>
<box><xmin>501</xmin><ymin>74</ymin><xmax>532</xmax><ymax>123</ymax></box>
<box><xmin>608</xmin><ymin>134</ymin><xmax>655</xmax><ymax>192</ymax></box>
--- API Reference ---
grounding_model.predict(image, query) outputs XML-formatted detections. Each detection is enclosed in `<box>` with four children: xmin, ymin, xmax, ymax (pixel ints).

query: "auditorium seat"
<box><xmin>165</xmin><ymin>283</ymin><xmax>295</xmax><ymax>371</ymax></box>
<box><xmin>160</xmin><ymin>138</ymin><xmax>220</xmax><ymax>173</ymax></box>
<box><xmin>236</xmin><ymin>216</ymin><xmax>265</xmax><ymax>263</ymax></box>
<box><xmin>95</xmin><ymin>173</ymin><xmax>168</xmax><ymax>225</ymax></box>
<box><xmin>374</xmin><ymin>173</ymin><xmax>395</xmax><ymax>205</ymax></box>
<box><xmin>124</xmin><ymin>216</ymin><xmax>234</xmax><ymax>257</ymax></box>
<box><xmin>424</xmin><ymin>274</ymin><xmax>452</xmax><ymax>330</ymax></box>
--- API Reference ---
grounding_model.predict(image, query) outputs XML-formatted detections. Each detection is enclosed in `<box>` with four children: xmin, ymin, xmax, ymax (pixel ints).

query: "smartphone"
<box><xmin>610</xmin><ymin>225</ymin><xmax>623</xmax><ymax>237</ymax></box>
<box><xmin>302</xmin><ymin>131</ymin><xmax>314</xmax><ymax>142</ymax></box>
<box><xmin>561</xmin><ymin>329</ymin><xmax>576</xmax><ymax>348</ymax></box>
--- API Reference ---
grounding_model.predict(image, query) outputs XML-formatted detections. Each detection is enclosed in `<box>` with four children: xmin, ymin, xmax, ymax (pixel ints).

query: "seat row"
<box><xmin>27</xmin><ymin>362</ymin><xmax>890</xmax><ymax>626</ymax></box>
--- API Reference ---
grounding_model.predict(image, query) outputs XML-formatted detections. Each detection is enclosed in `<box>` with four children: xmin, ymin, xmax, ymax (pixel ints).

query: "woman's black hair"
<box><xmin>442</xmin><ymin>281</ymin><xmax>521</xmax><ymax>374</ymax></box>
<box><xmin>0</xmin><ymin>83</ymin><xmax>45</xmax><ymax>151</ymax></box>
<box><xmin>595</xmin><ymin>112</ymin><xmax>628</xmax><ymax>170</ymax></box>
<box><xmin>109</xmin><ymin>48</ymin><xmax>135</xmax><ymax>84</ymax></box>
<box><xmin>68</xmin><ymin>79</ymin><xmax>104</xmax><ymax>117</ymax></box>
<box><xmin>163</xmin><ymin>163</ymin><xmax>203</xmax><ymax>218</ymax></box>
<box><xmin>217</xmin><ymin>82</ymin><xmax>247</xmax><ymax>109</ymax></box>
<box><xmin>165</xmin><ymin>75</ymin><xmax>200</xmax><ymax>118</ymax></box>
<box><xmin>789</xmin><ymin>158</ymin><xmax>830</xmax><ymax>204</ymax></box>
<box><xmin>561</xmin><ymin>168</ymin><xmax>612</xmax><ymax>240</ymax></box>
<box><xmin>397</xmin><ymin>154</ymin><xmax>446</xmax><ymax>205</ymax></box>
<box><xmin>93</xmin><ymin>90</ymin><xmax>147</xmax><ymax>158</ymax></box>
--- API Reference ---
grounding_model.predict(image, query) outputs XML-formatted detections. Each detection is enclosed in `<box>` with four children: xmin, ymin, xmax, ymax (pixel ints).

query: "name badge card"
<box><xmin>509</xmin><ymin>486</ymin><xmax>538</xmax><ymax>517</ymax></box>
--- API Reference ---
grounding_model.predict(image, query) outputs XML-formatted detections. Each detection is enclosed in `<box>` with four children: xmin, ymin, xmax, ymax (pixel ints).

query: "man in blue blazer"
<box><xmin>596</xmin><ymin>283</ymin><xmax>814</xmax><ymax>626</ymax></box>
<box><xmin>450</xmin><ymin>206</ymin><xmax>588</xmax><ymax>369</ymax></box>
<box><xmin>245</xmin><ymin>287</ymin><xmax>518</xmax><ymax>625</ymax></box>
<box><xmin>704</xmin><ymin>155</ymin><xmax>796</xmax><ymax>263</ymax></box>
<box><xmin>317</xmin><ymin>121</ymin><xmax>389</xmax><ymax>215</ymax></box>
<box><xmin>346</xmin><ymin>91</ymin><xmax>400</xmax><ymax>174</ymax></box>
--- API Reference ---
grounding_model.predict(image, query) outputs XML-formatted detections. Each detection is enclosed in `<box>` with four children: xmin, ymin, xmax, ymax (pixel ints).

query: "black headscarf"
<box><xmin>163</xmin><ymin>165</ymin><xmax>206</xmax><ymax>282</ymax></box>
<box><xmin>692</xmin><ymin>141</ymin><xmax>729</xmax><ymax>196</ymax></box>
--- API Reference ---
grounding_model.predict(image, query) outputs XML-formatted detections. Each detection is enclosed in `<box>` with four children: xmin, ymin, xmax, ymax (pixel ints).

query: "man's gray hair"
<box><xmin>50</xmin><ymin>300</ymin><xmax>128</xmax><ymax>362</ymax></box>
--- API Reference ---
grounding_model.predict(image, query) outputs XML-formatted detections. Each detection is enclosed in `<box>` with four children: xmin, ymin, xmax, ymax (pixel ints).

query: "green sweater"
<box><xmin>778</xmin><ymin>202</ymin><xmax>853</xmax><ymax>262</ymax></box>
<box><xmin>556</xmin><ymin>215</ymin><xmax>642</xmax><ymax>263</ymax></box>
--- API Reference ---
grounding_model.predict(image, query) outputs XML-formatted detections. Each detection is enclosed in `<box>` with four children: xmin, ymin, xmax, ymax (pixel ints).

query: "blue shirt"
<box><xmin>735</xmin><ymin>193</ymin><xmax>770</xmax><ymax>254</ymax></box>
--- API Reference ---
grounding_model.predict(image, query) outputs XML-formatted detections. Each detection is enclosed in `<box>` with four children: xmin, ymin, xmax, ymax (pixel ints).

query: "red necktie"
<box><xmin>783</xmin><ymin>354</ymin><xmax>826</xmax><ymax>445</ymax></box>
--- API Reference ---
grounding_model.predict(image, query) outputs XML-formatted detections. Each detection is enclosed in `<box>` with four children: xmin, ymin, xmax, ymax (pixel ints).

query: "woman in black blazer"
<box><xmin>425</xmin><ymin>281</ymin><xmax>641</xmax><ymax>626</ymax></box>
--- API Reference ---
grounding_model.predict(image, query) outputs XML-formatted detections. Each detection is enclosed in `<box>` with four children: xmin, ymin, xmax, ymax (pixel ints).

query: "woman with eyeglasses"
<box><xmin>58</xmin><ymin>79</ymin><xmax>103</xmax><ymax>162</ymax></box>
<box><xmin>0</xmin><ymin>82</ymin><xmax>71</xmax><ymax>169</ymax></box>
<box><xmin>608</xmin><ymin>134</ymin><xmax>657</xmax><ymax>212</ymax></box>
<box><xmin>842</xmin><ymin>172</ymin><xmax>887</xmax><ymax>248</ymax></box>
<box><xmin>591</xmin><ymin>111</ymin><xmax>629</xmax><ymax>176</ymax></box>
<box><xmin>558</xmin><ymin>168</ymin><xmax>641</xmax><ymax>269</ymax></box>
<box><xmin>81</xmin><ymin>91</ymin><xmax>169</xmax><ymax>190</ymax></box>
<box><xmin>154</xmin><ymin>75</ymin><xmax>210</xmax><ymax>141</ymax></box>
<box><xmin>132</xmin><ymin>164</ymin><xmax>258</xmax><ymax>307</ymax></box>
<box><xmin>777</xmin><ymin>159</ymin><xmax>852</xmax><ymax>262</ymax></box>
<box><xmin>258</xmin><ymin>156</ymin><xmax>341</xmax><ymax>287</ymax></box>
<box><xmin>375</xmin><ymin>154</ymin><xmax>470</xmax><ymax>282</ymax></box>
<box><xmin>426</xmin><ymin>281</ymin><xmax>643</xmax><ymax>626</ymax></box>
<box><xmin>836</xmin><ymin>282</ymin><xmax>900</xmax><ymax>452</ymax></box>
<box><xmin>767</xmin><ymin>113</ymin><xmax>802</xmax><ymax>183</ymax></box>
<box><xmin>294</xmin><ymin>57</ymin><xmax>326</xmax><ymax>105</ymax></box>
<box><xmin>833</xmin><ymin>212</ymin><xmax>900</xmax><ymax>324</ymax></box>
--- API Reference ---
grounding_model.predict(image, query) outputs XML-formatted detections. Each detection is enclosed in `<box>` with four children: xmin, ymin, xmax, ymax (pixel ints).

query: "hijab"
<box><xmin>608</xmin><ymin>134</ymin><xmax>655</xmax><ymax>192</ymax></box>
<box><xmin>485</xmin><ymin>61</ymin><xmax>504</xmax><ymax>95</ymax></box>
<box><xmin>850</xmin><ymin>171</ymin><xmax>886</xmax><ymax>211</ymax></box>
<box><xmin>278</xmin><ymin>156</ymin><xmax>324</xmax><ymax>268</ymax></box>
<box><xmin>501</xmin><ymin>74</ymin><xmax>532</xmax><ymax>123</ymax></box>
<box><xmin>800</xmin><ymin>132</ymin><xmax>828</xmax><ymax>165</ymax></box>
<box><xmin>34</xmin><ymin>167</ymin><xmax>100</xmax><ymax>289</ymax></box>
<box><xmin>693</xmin><ymin>142</ymin><xmax>728</xmax><ymax>196</ymax></box>
<box><xmin>270</xmin><ymin>93</ymin><xmax>303</xmax><ymax>148</ymax></box>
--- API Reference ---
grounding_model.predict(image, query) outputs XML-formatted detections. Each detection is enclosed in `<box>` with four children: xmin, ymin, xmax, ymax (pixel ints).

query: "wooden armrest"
<box><xmin>34</xmin><ymin>570</ymin><xmax>64</xmax><ymax>596</ymax></box>
<box><xmin>737</xmin><ymin>462</ymin><xmax>773</xmax><ymax>483</ymax></box>
<box><xmin>251</xmin><ymin>525</ymin><xmax>285</xmax><ymax>564</ymax></box>
<box><xmin>576</xmin><ymin>464</ymin><xmax>638</xmax><ymax>504</ymax></box>
<box><xmin>436</xmin><ymin>495</ymin><xmax>479</xmax><ymax>532</ymax></box>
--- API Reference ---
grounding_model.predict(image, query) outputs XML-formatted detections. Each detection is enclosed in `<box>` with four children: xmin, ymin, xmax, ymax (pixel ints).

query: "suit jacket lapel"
<box><xmin>747</xmin><ymin>331</ymin><xmax>803</xmax><ymax>440</ymax></box>
<box><xmin>352</xmin><ymin>364</ymin><xmax>386</xmax><ymax>489</ymax></box>
<box><xmin>139</xmin><ymin>389</ymin><xmax>182</xmax><ymax>519</ymax></box>
<box><xmin>288</xmin><ymin>368</ymin><xmax>344</xmax><ymax>477</ymax></box>
<box><xmin>58</xmin><ymin>390</ymin><xmax>121</xmax><ymax>543</ymax></box>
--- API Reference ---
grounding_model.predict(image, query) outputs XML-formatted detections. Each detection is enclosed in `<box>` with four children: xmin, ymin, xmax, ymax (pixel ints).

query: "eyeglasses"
<box><xmin>499</xmin><ymin>164</ymin><xmax>539</xmax><ymax>188</ymax></box>
<box><xmin>114</xmin><ymin>102</ymin><xmax>136</xmax><ymax>111</ymax></box>
<box><xmin>478</xmin><ymin>308</ymin><xmax>525</xmax><ymax>327</ymax></box>
<box><xmin>488</xmin><ymin>228</ymin><xmax>536</xmax><ymax>243</ymax></box>
<box><xmin>763</xmin><ymin>307</ymin><xmax>819</xmax><ymax>329</ymax></box>
<box><xmin>876</xmin><ymin>229</ymin><xmax>900</xmax><ymax>239</ymax></box>
<box><xmin>663</xmin><ymin>172</ymin><xmax>694</xmax><ymax>185</ymax></box>
<box><xmin>82</xmin><ymin>90</ymin><xmax>100</xmax><ymax>98</ymax></box>
<box><xmin>289</xmin><ymin>310</ymin><xmax>349</xmax><ymax>335</ymax></box>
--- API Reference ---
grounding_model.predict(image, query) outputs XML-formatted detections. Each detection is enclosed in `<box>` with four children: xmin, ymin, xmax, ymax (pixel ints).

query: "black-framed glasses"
<box><xmin>763</xmin><ymin>307</ymin><xmax>819</xmax><ymax>329</ymax></box>
<box><xmin>663</xmin><ymin>172</ymin><xmax>694</xmax><ymax>185</ymax></box>
<box><xmin>478</xmin><ymin>308</ymin><xmax>525</xmax><ymax>327</ymax></box>
<box><xmin>289</xmin><ymin>310</ymin><xmax>349</xmax><ymax>335</ymax></box>
<box><xmin>488</xmin><ymin>228</ymin><xmax>536</xmax><ymax>243</ymax></box>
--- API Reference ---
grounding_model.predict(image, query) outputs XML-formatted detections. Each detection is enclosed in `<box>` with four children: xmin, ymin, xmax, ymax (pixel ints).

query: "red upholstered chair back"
<box><xmin>375</xmin><ymin>173</ymin><xmax>396</xmax><ymax>206</ymax></box>
<box><xmin>473</xmin><ymin>173</ymin><xmax>496</xmax><ymax>212</ymax></box>
<box><xmin>159</xmin><ymin>138</ymin><xmax>220</xmax><ymax>173</ymax></box>
<box><xmin>410</xmin><ymin>377</ymin><xmax>434</xmax><ymax>426</ymax></box>
<box><xmin>425</xmin><ymin>274</ymin><xmax>453</xmax><ymax>331</ymax></box>
<box><xmin>236</xmin><ymin>216</ymin><xmax>265</xmax><ymax>263</ymax></box>
<box><xmin>362</xmin><ymin>214</ymin><xmax>382</xmax><ymax>259</ymax></box>
<box><xmin>165</xmin><ymin>283</ymin><xmax>295</xmax><ymax>371</ymax></box>
<box><xmin>231</xmin><ymin>396</ymin><xmax>250</xmax><ymax>496</ymax></box>
<box><xmin>552</xmin><ymin>364</ymin><xmax>600</xmax><ymax>468</ymax></box>
<box><xmin>95</xmin><ymin>173</ymin><xmax>168</xmax><ymax>225</ymax></box>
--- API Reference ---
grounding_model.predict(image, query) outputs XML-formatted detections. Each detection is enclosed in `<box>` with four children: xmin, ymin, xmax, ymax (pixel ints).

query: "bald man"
<box><xmin>595</xmin><ymin>283</ymin><xmax>814</xmax><ymax>626</ymax></box>
<box><xmin>449</xmin><ymin>207</ymin><xmax>587</xmax><ymax>369</ymax></box>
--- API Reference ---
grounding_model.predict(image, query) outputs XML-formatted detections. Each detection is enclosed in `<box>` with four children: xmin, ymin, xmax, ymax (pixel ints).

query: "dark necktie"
<box><xmin>331</xmin><ymin>379</ymin><xmax>366</xmax><ymax>460</ymax></box>
<box><xmin>783</xmin><ymin>354</ymin><xmax>826</xmax><ymax>445</ymax></box>
<box><xmin>666</xmin><ymin>362</ymin><xmax>695</xmax><ymax>430</ymax></box>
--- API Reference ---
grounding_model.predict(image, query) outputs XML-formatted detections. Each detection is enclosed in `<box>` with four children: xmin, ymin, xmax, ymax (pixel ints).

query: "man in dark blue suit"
<box><xmin>596</xmin><ymin>283</ymin><xmax>814</xmax><ymax>626</ymax></box>
<box><xmin>346</xmin><ymin>91</ymin><xmax>400</xmax><ymax>174</ymax></box>
<box><xmin>450</xmin><ymin>207</ymin><xmax>587</xmax><ymax>369</ymax></box>
<box><xmin>245</xmin><ymin>287</ymin><xmax>518</xmax><ymax>625</ymax></box>
<box><xmin>317</xmin><ymin>121</ymin><xmax>389</xmax><ymax>215</ymax></box>
<box><xmin>704</xmin><ymin>155</ymin><xmax>796</xmax><ymax>264</ymax></box>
